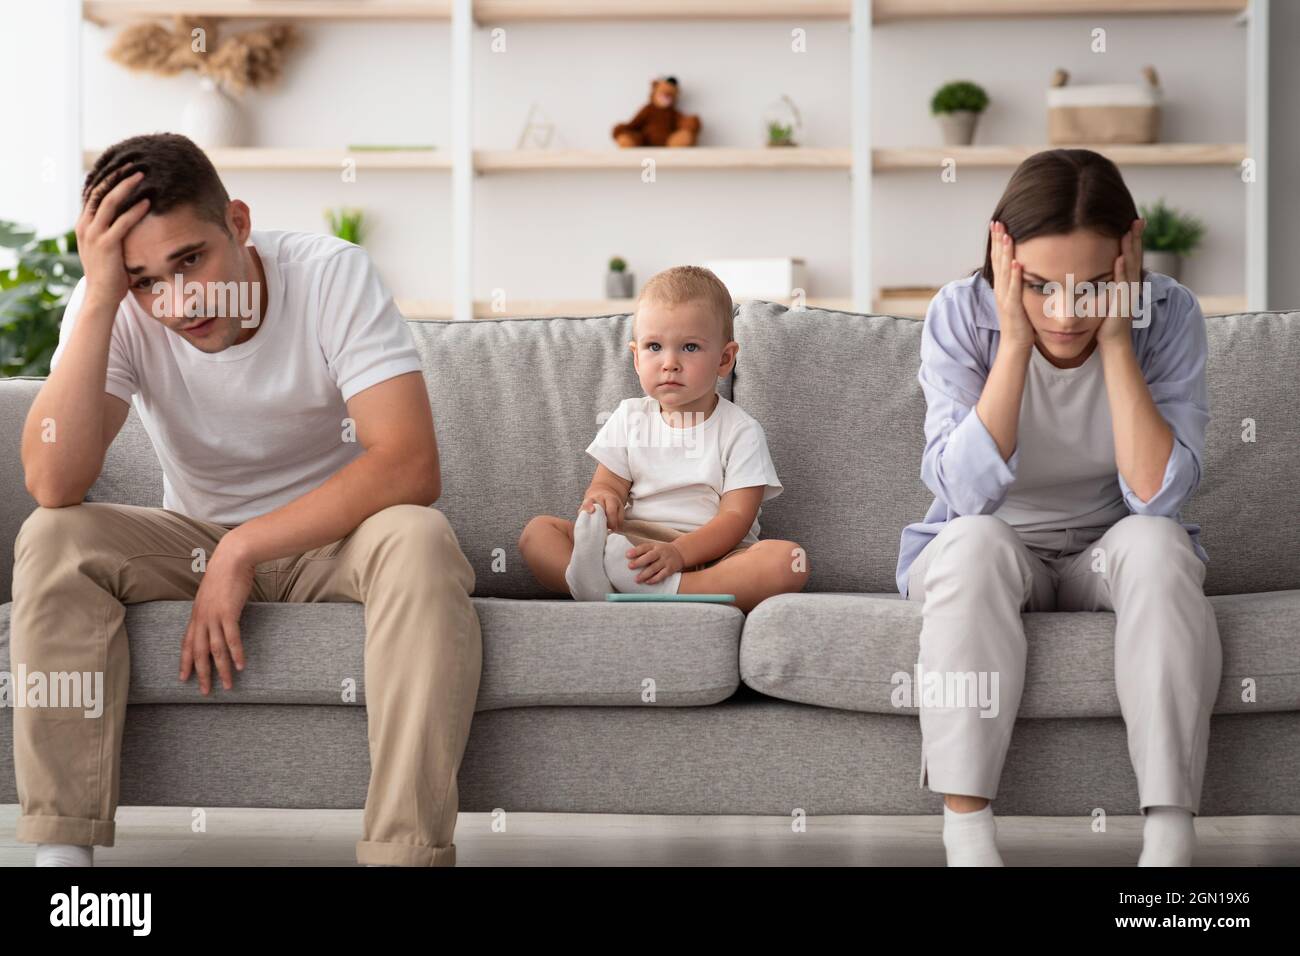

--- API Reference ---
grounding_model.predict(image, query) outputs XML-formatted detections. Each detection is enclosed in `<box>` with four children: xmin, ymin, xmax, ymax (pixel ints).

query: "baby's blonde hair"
<box><xmin>633</xmin><ymin>265</ymin><xmax>734</xmax><ymax>344</ymax></box>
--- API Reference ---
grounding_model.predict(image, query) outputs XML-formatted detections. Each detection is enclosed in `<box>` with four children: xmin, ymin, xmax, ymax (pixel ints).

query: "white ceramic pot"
<box><xmin>181</xmin><ymin>76</ymin><xmax>246</xmax><ymax>148</ymax></box>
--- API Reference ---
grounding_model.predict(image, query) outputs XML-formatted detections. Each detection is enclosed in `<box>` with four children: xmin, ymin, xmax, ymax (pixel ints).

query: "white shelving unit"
<box><xmin>77</xmin><ymin>0</ymin><xmax>1269</xmax><ymax>319</ymax></box>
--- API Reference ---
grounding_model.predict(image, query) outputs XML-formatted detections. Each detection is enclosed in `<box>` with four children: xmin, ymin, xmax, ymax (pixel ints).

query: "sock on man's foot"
<box><xmin>942</xmin><ymin>803</ymin><xmax>1004</xmax><ymax>867</ymax></box>
<box><xmin>35</xmin><ymin>843</ymin><xmax>94</xmax><ymax>867</ymax></box>
<box><xmin>565</xmin><ymin>504</ymin><xmax>615</xmax><ymax>601</ymax></box>
<box><xmin>603</xmin><ymin>533</ymin><xmax>682</xmax><ymax>595</ymax></box>
<box><xmin>1138</xmin><ymin>806</ymin><xmax>1196</xmax><ymax>867</ymax></box>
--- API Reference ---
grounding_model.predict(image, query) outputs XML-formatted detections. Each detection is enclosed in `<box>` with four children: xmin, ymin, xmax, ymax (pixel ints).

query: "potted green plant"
<box><xmin>606</xmin><ymin>256</ymin><xmax>634</xmax><ymax>299</ymax></box>
<box><xmin>1139</xmin><ymin>199</ymin><xmax>1205</xmax><ymax>281</ymax></box>
<box><xmin>0</xmin><ymin>221</ymin><xmax>82</xmax><ymax>378</ymax></box>
<box><xmin>326</xmin><ymin>207</ymin><xmax>364</xmax><ymax>245</ymax></box>
<box><xmin>931</xmin><ymin>80</ymin><xmax>989</xmax><ymax>147</ymax></box>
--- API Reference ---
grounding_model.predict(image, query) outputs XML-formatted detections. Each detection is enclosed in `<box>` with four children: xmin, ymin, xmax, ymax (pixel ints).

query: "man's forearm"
<box><xmin>22</xmin><ymin>293</ymin><xmax>120</xmax><ymax>505</ymax></box>
<box><xmin>217</xmin><ymin>446</ymin><xmax>438</xmax><ymax>567</ymax></box>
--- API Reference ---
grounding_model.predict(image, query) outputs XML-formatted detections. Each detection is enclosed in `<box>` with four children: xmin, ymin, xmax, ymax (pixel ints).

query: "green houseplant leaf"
<box><xmin>0</xmin><ymin>221</ymin><xmax>83</xmax><ymax>377</ymax></box>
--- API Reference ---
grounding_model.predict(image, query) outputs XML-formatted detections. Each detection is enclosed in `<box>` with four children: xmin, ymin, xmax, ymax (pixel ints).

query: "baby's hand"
<box><xmin>579</xmin><ymin>491</ymin><xmax>624</xmax><ymax>532</ymax></box>
<box><xmin>626</xmin><ymin>541</ymin><xmax>686</xmax><ymax>585</ymax></box>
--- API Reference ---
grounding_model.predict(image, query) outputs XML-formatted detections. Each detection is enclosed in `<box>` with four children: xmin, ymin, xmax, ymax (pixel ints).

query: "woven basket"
<box><xmin>1046</xmin><ymin>66</ymin><xmax>1162</xmax><ymax>144</ymax></box>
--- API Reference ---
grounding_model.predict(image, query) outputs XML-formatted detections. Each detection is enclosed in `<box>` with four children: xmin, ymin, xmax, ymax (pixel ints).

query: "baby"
<box><xmin>519</xmin><ymin>265</ymin><xmax>809</xmax><ymax>614</ymax></box>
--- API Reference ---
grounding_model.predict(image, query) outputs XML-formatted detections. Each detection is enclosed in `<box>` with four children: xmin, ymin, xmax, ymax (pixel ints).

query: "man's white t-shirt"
<box><xmin>585</xmin><ymin>395</ymin><xmax>783</xmax><ymax>546</ymax></box>
<box><xmin>50</xmin><ymin>229</ymin><xmax>424</xmax><ymax>526</ymax></box>
<box><xmin>991</xmin><ymin>343</ymin><xmax>1131</xmax><ymax>532</ymax></box>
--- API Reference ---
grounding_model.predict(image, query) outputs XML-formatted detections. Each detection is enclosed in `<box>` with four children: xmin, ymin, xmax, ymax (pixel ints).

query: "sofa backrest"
<box><xmin>731</xmin><ymin>301</ymin><xmax>1300</xmax><ymax>597</ymax></box>
<box><xmin>1</xmin><ymin>305</ymin><xmax>1297</xmax><ymax>602</ymax></box>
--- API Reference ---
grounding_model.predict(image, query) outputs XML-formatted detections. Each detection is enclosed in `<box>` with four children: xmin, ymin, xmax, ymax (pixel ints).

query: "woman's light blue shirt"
<box><xmin>895</xmin><ymin>269</ymin><xmax>1210</xmax><ymax>597</ymax></box>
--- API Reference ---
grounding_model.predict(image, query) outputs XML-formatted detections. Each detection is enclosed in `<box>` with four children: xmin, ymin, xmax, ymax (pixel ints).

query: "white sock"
<box><xmin>603</xmin><ymin>532</ymin><xmax>682</xmax><ymax>595</ymax></box>
<box><xmin>942</xmin><ymin>803</ymin><xmax>1004</xmax><ymax>867</ymax></box>
<box><xmin>565</xmin><ymin>504</ymin><xmax>615</xmax><ymax>601</ymax></box>
<box><xmin>1138</xmin><ymin>806</ymin><xmax>1196</xmax><ymax>867</ymax></box>
<box><xmin>35</xmin><ymin>843</ymin><xmax>94</xmax><ymax>867</ymax></box>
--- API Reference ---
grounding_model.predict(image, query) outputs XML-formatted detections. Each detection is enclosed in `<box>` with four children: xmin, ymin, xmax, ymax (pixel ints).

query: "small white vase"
<box><xmin>181</xmin><ymin>76</ymin><xmax>246</xmax><ymax>148</ymax></box>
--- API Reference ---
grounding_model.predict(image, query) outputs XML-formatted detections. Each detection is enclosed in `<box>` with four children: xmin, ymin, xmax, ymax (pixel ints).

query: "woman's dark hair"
<box><xmin>976</xmin><ymin>148</ymin><xmax>1142</xmax><ymax>289</ymax></box>
<box><xmin>83</xmin><ymin>132</ymin><xmax>231</xmax><ymax>233</ymax></box>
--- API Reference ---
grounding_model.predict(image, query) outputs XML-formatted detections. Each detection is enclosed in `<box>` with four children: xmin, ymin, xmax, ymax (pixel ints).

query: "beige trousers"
<box><xmin>10</xmin><ymin>501</ymin><xmax>482</xmax><ymax>866</ymax></box>
<box><xmin>905</xmin><ymin>513</ymin><xmax>1222</xmax><ymax>814</ymax></box>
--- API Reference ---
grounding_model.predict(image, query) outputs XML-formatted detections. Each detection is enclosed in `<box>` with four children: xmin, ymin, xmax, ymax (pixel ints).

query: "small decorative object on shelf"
<box><xmin>107</xmin><ymin>16</ymin><xmax>299</xmax><ymax>148</ymax></box>
<box><xmin>931</xmin><ymin>80</ymin><xmax>988</xmax><ymax>147</ymax></box>
<box><xmin>1047</xmin><ymin>65</ymin><xmax>1162</xmax><ymax>145</ymax></box>
<box><xmin>612</xmin><ymin>76</ymin><xmax>701</xmax><ymax>148</ymax></box>
<box><xmin>703</xmin><ymin>258</ymin><xmax>806</xmax><ymax>302</ymax></box>
<box><xmin>1139</xmin><ymin>198</ymin><xmax>1205</xmax><ymax>282</ymax></box>
<box><xmin>764</xmin><ymin>95</ymin><xmax>802</xmax><ymax>148</ymax></box>
<box><xmin>326</xmin><ymin>208</ymin><xmax>364</xmax><ymax>246</ymax></box>
<box><xmin>606</xmin><ymin>257</ymin><xmax>635</xmax><ymax>299</ymax></box>
<box><xmin>516</xmin><ymin>102</ymin><xmax>558</xmax><ymax>149</ymax></box>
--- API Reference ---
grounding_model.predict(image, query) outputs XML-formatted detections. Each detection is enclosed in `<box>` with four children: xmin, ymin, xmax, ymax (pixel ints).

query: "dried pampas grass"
<box><xmin>108</xmin><ymin>16</ymin><xmax>298</xmax><ymax>94</ymax></box>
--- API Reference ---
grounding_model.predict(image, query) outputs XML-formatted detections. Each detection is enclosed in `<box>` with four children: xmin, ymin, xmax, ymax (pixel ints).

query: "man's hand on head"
<box><xmin>77</xmin><ymin>164</ymin><xmax>151</xmax><ymax>307</ymax></box>
<box><xmin>179</xmin><ymin>539</ymin><xmax>255</xmax><ymax>695</ymax></box>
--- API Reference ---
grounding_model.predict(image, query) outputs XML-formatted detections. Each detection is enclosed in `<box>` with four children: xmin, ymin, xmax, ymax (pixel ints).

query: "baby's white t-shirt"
<box><xmin>585</xmin><ymin>395</ymin><xmax>783</xmax><ymax>546</ymax></box>
<box><xmin>50</xmin><ymin>229</ymin><xmax>424</xmax><ymax>526</ymax></box>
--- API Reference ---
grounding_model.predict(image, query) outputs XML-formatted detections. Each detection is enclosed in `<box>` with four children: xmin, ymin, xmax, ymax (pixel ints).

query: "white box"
<box><xmin>702</xmin><ymin>258</ymin><xmax>807</xmax><ymax>300</ymax></box>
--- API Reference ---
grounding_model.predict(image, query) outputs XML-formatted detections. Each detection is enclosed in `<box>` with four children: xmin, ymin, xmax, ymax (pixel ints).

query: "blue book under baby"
<box><xmin>604</xmin><ymin>593</ymin><xmax>736</xmax><ymax>603</ymax></box>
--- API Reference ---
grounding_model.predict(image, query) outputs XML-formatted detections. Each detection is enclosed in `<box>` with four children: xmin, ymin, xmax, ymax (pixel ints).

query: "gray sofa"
<box><xmin>2</xmin><ymin>302</ymin><xmax>1298</xmax><ymax>828</ymax></box>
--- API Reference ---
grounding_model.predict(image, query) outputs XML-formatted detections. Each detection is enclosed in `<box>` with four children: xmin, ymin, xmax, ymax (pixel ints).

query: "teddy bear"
<box><xmin>612</xmin><ymin>76</ymin><xmax>701</xmax><ymax>148</ymax></box>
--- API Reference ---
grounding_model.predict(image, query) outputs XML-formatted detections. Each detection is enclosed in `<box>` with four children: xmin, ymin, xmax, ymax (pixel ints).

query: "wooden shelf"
<box><xmin>86</xmin><ymin>145</ymin><xmax>1243</xmax><ymax>173</ymax></box>
<box><xmin>475</xmin><ymin>1</ymin><xmax>848</xmax><ymax>20</ymax></box>
<box><xmin>475</xmin><ymin>147</ymin><xmax>851</xmax><ymax>172</ymax></box>
<box><xmin>83</xmin><ymin>1</ymin><xmax>450</xmax><ymax>23</ymax></box>
<box><xmin>873</xmin><ymin>0</ymin><xmax>1246</xmax><ymax>21</ymax></box>
<box><xmin>875</xmin><ymin>143</ymin><xmax>1247</xmax><ymax>170</ymax></box>
<box><xmin>82</xmin><ymin>0</ymin><xmax>1244</xmax><ymax>24</ymax></box>
<box><xmin>84</xmin><ymin>147</ymin><xmax>450</xmax><ymax>170</ymax></box>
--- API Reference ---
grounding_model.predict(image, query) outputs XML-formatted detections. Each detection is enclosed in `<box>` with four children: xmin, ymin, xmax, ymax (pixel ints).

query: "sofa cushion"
<box><xmin>732</xmin><ymin>303</ymin><xmax>1300</xmax><ymax>597</ymax></box>
<box><xmin>0</xmin><ymin>597</ymin><xmax>743</xmax><ymax>709</ymax></box>
<box><xmin>739</xmin><ymin>591</ymin><xmax>1300</xmax><ymax>719</ymax></box>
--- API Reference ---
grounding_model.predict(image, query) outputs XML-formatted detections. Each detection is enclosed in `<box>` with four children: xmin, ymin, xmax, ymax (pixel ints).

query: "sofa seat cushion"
<box><xmin>0</xmin><ymin>597</ymin><xmax>742</xmax><ymax>710</ymax></box>
<box><xmin>739</xmin><ymin>591</ymin><xmax>1300</xmax><ymax>719</ymax></box>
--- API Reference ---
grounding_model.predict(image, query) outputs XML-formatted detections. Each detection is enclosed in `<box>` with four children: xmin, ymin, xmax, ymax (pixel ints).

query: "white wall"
<box><xmin>1</xmin><ymin>5</ymin><xmax>1282</xmax><ymax>306</ymax></box>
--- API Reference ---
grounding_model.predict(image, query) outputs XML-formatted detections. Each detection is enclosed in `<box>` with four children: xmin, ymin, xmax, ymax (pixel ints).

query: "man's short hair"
<box><xmin>83</xmin><ymin>132</ymin><xmax>231</xmax><ymax>232</ymax></box>
<box><xmin>635</xmin><ymin>265</ymin><xmax>734</xmax><ymax>344</ymax></box>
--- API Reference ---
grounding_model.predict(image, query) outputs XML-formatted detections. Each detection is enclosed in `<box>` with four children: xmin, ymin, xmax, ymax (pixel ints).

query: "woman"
<box><xmin>897</xmin><ymin>148</ymin><xmax>1222</xmax><ymax>867</ymax></box>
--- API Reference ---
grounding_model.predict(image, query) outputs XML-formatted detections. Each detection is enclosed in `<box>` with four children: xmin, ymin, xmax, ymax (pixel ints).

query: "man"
<box><xmin>13</xmin><ymin>132</ymin><xmax>482</xmax><ymax>867</ymax></box>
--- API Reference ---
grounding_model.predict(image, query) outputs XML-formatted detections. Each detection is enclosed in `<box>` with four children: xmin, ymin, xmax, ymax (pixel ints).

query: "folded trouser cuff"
<box><xmin>17</xmin><ymin>814</ymin><xmax>116</xmax><ymax>847</ymax></box>
<box><xmin>356</xmin><ymin>839</ymin><xmax>456</xmax><ymax>867</ymax></box>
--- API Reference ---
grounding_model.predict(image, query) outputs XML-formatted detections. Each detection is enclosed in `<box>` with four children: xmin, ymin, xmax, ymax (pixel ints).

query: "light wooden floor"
<box><xmin>2</xmin><ymin>805</ymin><xmax>1297</xmax><ymax>866</ymax></box>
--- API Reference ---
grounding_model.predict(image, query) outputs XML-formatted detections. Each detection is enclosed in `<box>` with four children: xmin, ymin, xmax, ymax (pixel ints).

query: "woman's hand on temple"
<box><xmin>990</xmin><ymin>220</ymin><xmax>1035</xmax><ymax>351</ymax></box>
<box><xmin>1099</xmin><ymin>217</ymin><xmax>1146</xmax><ymax>344</ymax></box>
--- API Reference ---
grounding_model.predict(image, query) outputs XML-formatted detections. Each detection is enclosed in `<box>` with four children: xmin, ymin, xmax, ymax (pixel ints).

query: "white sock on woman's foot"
<box><xmin>565</xmin><ymin>505</ymin><xmax>615</xmax><ymax>601</ymax></box>
<box><xmin>1138</xmin><ymin>806</ymin><xmax>1196</xmax><ymax>867</ymax></box>
<box><xmin>942</xmin><ymin>803</ymin><xmax>1004</xmax><ymax>867</ymax></box>
<box><xmin>603</xmin><ymin>533</ymin><xmax>682</xmax><ymax>595</ymax></box>
<box><xmin>35</xmin><ymin>843</ymin><xmax>94</xmax><ymax>867</ymax></box>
